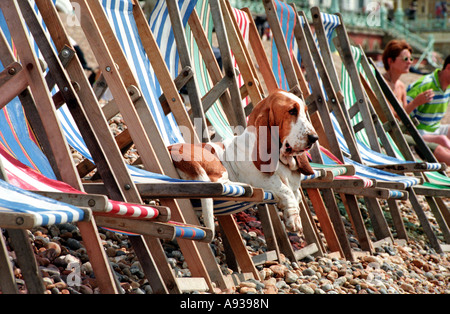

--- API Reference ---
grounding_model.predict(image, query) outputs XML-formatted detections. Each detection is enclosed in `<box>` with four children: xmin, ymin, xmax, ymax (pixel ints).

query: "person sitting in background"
<box><xmin>382</xmin><ymin>39</ymin><xmax>414</xmax><ymax>107</ymax></box>
<box><xmin>382</xmin><ymin>40</ymin><xmax>450</xmax><ymax>165</ymax></box>
<box><xmin>405</xmin><ymin>55</ymin><xmax>450</xmax><ymax>164</ymax></box>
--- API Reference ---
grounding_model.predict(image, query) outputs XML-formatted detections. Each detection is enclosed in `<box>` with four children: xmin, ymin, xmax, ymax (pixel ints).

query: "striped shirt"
<box><xmin>406</xmin><ymin>69</ymin><xmax>450</xmax><ymax>132</ymax></box>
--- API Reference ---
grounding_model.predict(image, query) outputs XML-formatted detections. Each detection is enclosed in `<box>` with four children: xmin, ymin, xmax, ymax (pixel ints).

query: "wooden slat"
<box><xmin>75</xmin><ymin>0</ymin><xmax>227</xmax><ymax>291</ymax></box>
<box><xmin>132</xmin><ymin>2</ymin><xmax>201</xmax><ymax>143</ymax></box>
<box><xmin>0</xmin><ymin>62</ymin><xmax>28</xmax><ymax>108</ymax></box>
<box><xmin>0</xmin><ymin>0</ymin><xmax>81</xmax><ymax>189</ymax></box>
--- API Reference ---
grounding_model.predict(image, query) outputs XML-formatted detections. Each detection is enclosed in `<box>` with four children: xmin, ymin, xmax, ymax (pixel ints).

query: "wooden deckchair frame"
<box><xmin>260</xmin><ymin>0</ymin><xmax>426</xmax><ymax>257</ymax></box>
<box><xmin>4</xmin><ymin>0</ymin><xmax>221</xmax><ymax>294</ymax></box>
<box><xmin>144</xmin><ymin>0</ymin><xmax>281</xmax><ymax>280</ymax></box>
<box><xmin>310</xmin><ymin>7</ymin><xmax>450</xmax><ymax>253</ymax></box>
<box><xmin>0</xmin><ymin>0</ymin><xmax>118</xmax><ymax>294</ymax></box>
<box><xmin>177</xmin><ymin>0</ymin><xmax>329</xmax><ymax>263</ymax></box>
<box><xmin>64</xmin><ymin>0</ymin><xmax>269</xmax><ymax>289</ymax></box>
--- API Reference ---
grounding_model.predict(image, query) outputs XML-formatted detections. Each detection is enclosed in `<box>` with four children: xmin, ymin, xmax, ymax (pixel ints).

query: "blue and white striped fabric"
<box><xmin>293</xmin><ymin>12</ymin><xmax>340</xmax><ymax>66</ymax></box>
<box><xmin>320</xmin><ymin>12</ymin><xmax>340</xmax><ymax>45</ymax></box>
<box><xmin>0</xmin><ymin>10</ymin><xmax>57</xmax><ymax>179</ymax></box>
<box><xmin>192</xmin><ymin>192</ymin><xmax>276</xmax><ymax>215</ymax></box>
<box><xmin>0</xmin><ymin>179</ymin><xmax>85</xmax><ymax>227</ymax></box>
<box><xmin>388</xmin><ymin>190</ymin><xmax>406</xmax><ymax>199</ymax></box>
<box><xmin>271</xmin><ymin>0</ymin><xmax>297</xmax><ymax>91</ymax></box>
<box><xmin>329</xmin><ymin>114</ymin><xmax>420</xmax><ymax>188</ymax></box>
<box><xmin>99</xmin><ymin>0</ymin><xmax>254</xmax><ymax>200</ymax></box>
<box><xmin>320</xmin><ymin>147</ymin><xmax>420</xmax><ymax>189</ymax></box>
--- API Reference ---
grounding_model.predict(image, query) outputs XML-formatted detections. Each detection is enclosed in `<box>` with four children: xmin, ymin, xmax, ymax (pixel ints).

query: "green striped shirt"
<box><xmin>406</xmin><ymin>69</ymin><xmax>450</xmax><ymax>132</ymax></box>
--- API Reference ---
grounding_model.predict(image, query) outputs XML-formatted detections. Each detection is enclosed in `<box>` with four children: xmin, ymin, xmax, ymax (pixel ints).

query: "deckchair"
<box><xmin>186</xmin><ymin>0</ymin><xmax>406</xmax><ymax>260</ymax></box>
<box><xmin>0</xmin><ymin>1</ymin><xmax>120</xmax><ymax>294</ymax></box>
<box><xmin>30</xmin><ymin>0</ymin><xmax>246</xmax><ymax>293</ymax></box>
<box><xmin>262</xmin><ymin>0</ymin><xmax>442</xmax><ymax>254</ymax></box>
<box><xmin>1</xmin><ymin>0</ymin><xmax>220</xmax><ymax>293</ymax></box>
<box><xmin>334</xmin><ymin>36</ymin><xmax>450</xmax><ymax>248</ymax></box>
<box><xmin>172</xmin><ymin>0</ymin><xmax>343</xmax><ymax>261</ymax></box>
<box><xmin>306</xmin><ymin>6</ymin><xmax>450</xmax><ymax>252</ymax></box>
<box><xmin>50</xmin><ymin>0</ymin><xmax>281</xmax><ymax>287</ymax></box>
<box><xmin>0</xmin><ymin>156</ymin><xmax>93</xmax><ymax>294</ymax></box>
<box><xmin>218</xmin><ymin>1</ymin><xmax>386</xmax><ymax>260</ymax></box>
<box><xmin>309</xmin><ymin>6</ymin><xmax>450</xmax><ymax>217</ymax></box>
<box><xmin>112</xmin><ymin>0</ymin><xmax>298</xmax><ymax>277</ymax></box>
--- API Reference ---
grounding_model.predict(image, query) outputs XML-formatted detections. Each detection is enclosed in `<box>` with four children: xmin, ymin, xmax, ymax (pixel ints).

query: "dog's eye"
<box><xmin>288</xmin><ymin>108</ymin><xmax>298</xmax><ymax>116</ymax></box>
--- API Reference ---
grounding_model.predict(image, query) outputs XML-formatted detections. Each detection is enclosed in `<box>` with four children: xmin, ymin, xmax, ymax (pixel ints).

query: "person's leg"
<box><xmin>422</xmin><ymin>134</ymin><xmax>450</xmax><ymax>150</ymax></box>
<box><xmin>432</xmin><ymin>145</ymin><xmax>450</xmax><ymax>165</ymax></box>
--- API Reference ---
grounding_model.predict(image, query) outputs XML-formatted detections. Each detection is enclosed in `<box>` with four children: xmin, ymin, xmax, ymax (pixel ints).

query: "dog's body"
<box><xmin>169</xmin><ymin>90</ymin><xmax>318</xmax><ymax>234</ymax></box>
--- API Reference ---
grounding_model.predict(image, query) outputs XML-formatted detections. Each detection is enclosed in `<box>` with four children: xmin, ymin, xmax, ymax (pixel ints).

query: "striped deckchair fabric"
<box><xmin>307</xmin><ymin>6</ymin><xmax>450</xmax><ymax>253</ymax></box>
<box><xmin>0</xmin><ymin>4</ymin><xmax>214</xmax><ymax>242</ymax></box>
<box><xmin>269</xmin><ymin>0</ymin><xmax>417</xmax><ymax>197</ymax></box>
<box><xmin>270</xmin><ymin>0</ymin><xmax>298</xmax><ymax>92</ymax></box>
<box><xmin>0</xmin><ymin>178</ymin><xmax>86</xmax><ymax>229</ymax></box>
<box><xmin>319</xmin><ymin>147</ymin><xmax>407</xmax><ymax>199</ymax></box>
<box><xmin>1</xmin><ymin>146</ymin><xmax>161</xmax><ymax>220</ymax></box>
<box><xmin>99</xmin><ymin>0</ymin><xmax>278</xmax><ymax>208</ymax></box>
<box><xmin>339</xmin><ymin>45</ymin><xmax>450</xmax><ymax>188</ymax></box>
<box><xmin>183</xmin><ymin>0</ymin><xmax>235</xmax><ymax>140</ymax></box>
<box><xmin>106</xmin><ymin>0</ymin><xmax>185</xmax><ymax>146</ymax></box>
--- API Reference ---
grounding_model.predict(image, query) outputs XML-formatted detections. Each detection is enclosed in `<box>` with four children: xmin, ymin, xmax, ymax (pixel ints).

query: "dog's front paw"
<box><xmin>284</xmin><ymin>208</ymin><xmax>303</xmax><ymax>233</ymax></box>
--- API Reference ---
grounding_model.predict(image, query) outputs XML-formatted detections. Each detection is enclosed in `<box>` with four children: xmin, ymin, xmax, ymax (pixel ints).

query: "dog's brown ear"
<box><xmin>296</xmin><ymin>153</ymin><xmax>314</xmax><ymax>175</ymax></box>
<box><xmin>251</xmin><ymin>98</ymin><xmax>279</xmax><ymax>174</ymax></box>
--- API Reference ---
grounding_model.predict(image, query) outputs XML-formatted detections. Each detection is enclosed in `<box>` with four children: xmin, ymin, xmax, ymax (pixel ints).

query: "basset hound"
<box><xmin>169</xmin><ymin>90</ymin><xmax>318</xmax><ymax>234</ymax></box>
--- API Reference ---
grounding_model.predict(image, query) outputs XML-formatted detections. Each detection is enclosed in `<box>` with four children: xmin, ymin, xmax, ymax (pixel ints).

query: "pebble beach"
<box><xmin>2</xmin><ymin>11</ymin><xmax>449</xmax><ymax>296</ymax></box>
<box><xmin>3</xmin><ymin>204</ymin><xmax>450</xmax><ymax>295</ymax></box>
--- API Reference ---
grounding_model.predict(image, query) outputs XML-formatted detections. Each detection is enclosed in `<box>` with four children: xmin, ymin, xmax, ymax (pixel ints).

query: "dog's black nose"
<box><xmin>308</xmin><ymin>134</ymin><xmax>319</xmax><ymax>145</ymax></box>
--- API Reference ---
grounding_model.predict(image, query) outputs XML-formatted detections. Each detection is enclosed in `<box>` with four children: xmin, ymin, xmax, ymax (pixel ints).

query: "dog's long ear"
<box><xmin>296</xmin><ymin>153</ymin><xmax>315</xmax><ymax>175</ymax></box>
<box><xmin>250</xmin><ymin>98</ymin><xmax>279</xmax><ymax>174</ymax></box>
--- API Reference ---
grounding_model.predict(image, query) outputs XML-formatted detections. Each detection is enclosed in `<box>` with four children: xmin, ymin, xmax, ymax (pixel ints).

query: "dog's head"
<box><xmin>248</xmin><ymin>90</ymin><xmax>318</xmax><ymax>175</ymax></box>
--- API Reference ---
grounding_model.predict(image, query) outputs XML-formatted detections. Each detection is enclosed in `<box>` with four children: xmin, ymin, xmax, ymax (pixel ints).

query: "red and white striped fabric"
<box><xmin>231</xmin><ymin>7</ymin><xmax>250</xmax><ymax>107</ymax></box>
<box><xmin>0</xmin><ymin>147</ymin><xmax>160</xmax><ymax>219</ymax></box>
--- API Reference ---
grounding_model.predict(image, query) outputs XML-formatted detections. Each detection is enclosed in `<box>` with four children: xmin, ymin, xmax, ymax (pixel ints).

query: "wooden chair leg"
<box><xmin>341</xmin><ymin>194</ymin><xmax>374</xmax><ymax>253</ymax></box>
<box><xmin>77</xmin><ymin>221</ymin><xmax>120</xmax><ymax>294</ymax></box>
<box><xmin>7</xmin><ymin>229</ymin><xmax>46</xmax><ymax>294</ymax></box>
<box><xmin>305</xmin><ymin>188</ymin><xmax>344</xmax><ymax>257</ymax></box>
<box><xmin>258</xmin><ymin>204</ymin><xmax>281</xmax><ymax>260</ymax></box>
<box><xmin>217</xmin><ymin>215</ymin><xmax>260</xmax><ymax>280</ymax></box>
<box><xmin>0</xmin><ymin>229</ymin><xmax>19</xmax><ymax>294</ymax></box>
